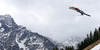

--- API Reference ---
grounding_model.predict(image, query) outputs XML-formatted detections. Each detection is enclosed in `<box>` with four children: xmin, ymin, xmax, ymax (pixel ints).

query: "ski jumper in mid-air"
<box><xmin>69</xmin><ymin>6</ymin><xmax>91</xmax><ymax>17</ymax></box>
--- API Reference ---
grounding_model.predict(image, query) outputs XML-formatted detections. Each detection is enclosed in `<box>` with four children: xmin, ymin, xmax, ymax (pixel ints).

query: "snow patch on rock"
<box><xmin>0</xmin><ymin>28</ymin><xmax>4</xmax><ymax>32</ymax></box>
<box><xmin>16</xmin><ymin>34</ymin><xmax>26</xmax><ymax>50</ymax></box>
<box><xmin>0</xmin><ymin>23</ymin><xmax>2</xmax><ymax>27</ymax></box>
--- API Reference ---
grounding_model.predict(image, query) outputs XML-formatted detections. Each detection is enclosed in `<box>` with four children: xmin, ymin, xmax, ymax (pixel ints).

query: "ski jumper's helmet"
<box><xmin>69</xmin><ymin>6</ymin><xmax>72</xmax><ymax>9</ymax></box>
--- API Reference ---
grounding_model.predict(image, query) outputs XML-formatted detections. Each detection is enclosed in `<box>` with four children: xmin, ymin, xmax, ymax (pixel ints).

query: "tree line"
<box><xmin>77</xmin><ymin>27</ymin><xmax>100</xmax><ymax>50</ymax></box>
<box><xmin>53</xmin><ymin>46</ymin><xmax>74</xmax><ymax>50</ymax></box>
<box><xmin>53</xmin><ymin>27</ymin><xmax>100</xmax><ymax>50</ymax></box>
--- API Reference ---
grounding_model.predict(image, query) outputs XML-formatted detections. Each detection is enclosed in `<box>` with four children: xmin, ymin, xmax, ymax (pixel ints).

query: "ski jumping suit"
<box><xmin>71</xmin><ymin>7</ymin><xmax>90</xmax><ymax>16</ymax></box>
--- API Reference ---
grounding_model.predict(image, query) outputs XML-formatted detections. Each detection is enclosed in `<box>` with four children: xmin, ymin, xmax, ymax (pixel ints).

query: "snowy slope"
<box><xmin>91</xmin><ymin>43</ymin><xmax>100</xmax><ymax>50</ymax></box>
<box><xmin>0</xmin><ymin>14</ymin><xmax>55</xmax><ymax>50</ymax></box>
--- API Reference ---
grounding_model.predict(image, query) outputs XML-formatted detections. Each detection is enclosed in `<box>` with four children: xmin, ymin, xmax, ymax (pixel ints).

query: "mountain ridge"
<box><xmin>0</xmin><ymin>14</ymin><xmax>55</xmax><ymax>50</ymax></box>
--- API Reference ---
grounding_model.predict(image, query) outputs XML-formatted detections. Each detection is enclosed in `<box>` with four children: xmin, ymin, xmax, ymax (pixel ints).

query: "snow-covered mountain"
<box><xmin>47</xmin><ymin>36</ymin><xmax>84</xmax><ymax>50</ymax></box>
<box><xmin>0</xmin><ymin>14</ymin><xmax>55</xmax><ymax>50</ymax></box>
<box><xmin>63</xmin><ymin>37</ymin><xmax>83</xmax><ymax>46</ymax></box>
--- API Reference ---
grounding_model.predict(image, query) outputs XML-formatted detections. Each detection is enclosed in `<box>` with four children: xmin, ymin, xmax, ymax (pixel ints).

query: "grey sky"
<box><xmin>0</xmin><ymin>0</ymin><xmax>100</xmax><ymax>42</ymax></box>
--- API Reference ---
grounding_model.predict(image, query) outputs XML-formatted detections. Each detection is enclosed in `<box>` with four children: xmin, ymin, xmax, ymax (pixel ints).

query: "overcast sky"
<box><xmin>0</xmin><ymin>0</ymin><xmax>100</xmax><ymax>42</ymax></box>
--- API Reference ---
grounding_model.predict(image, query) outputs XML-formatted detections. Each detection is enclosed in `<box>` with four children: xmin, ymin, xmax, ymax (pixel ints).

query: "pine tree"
<box><xmin>87</xmin><ymin>34</ymin><xmax>91</xmax><ymax>46</ymax></box>
<box><xmin>90</xmin><ymin>31</ymin><xmax>93</xmax><ymax>44</ymax></box>
<box><xmin>98</xmin><ymin>27</ymin><xmax>100</xmax><ymax>39</ymax></box>
<box><xmin>53</xmin><ymin>48</ymin><xmax>55</xmax><ymax>50</ymax></box>
<box><xmin>65</xmin><ymin>46</ymin><xmax>74</xmax><ymax>50</ymax></box>
<box><xmin>55</xmin><ymin>45</ymin><xmax>59</xmax><ymax>50</ymax></box>
<box><xmin>98</xmin><ymin>27</ymin><xmax>100</xmax><ymax>33</ymax></box>
<box><xmin>93</xmin><ymin>29</ymin><xmax>98</xmax><ymax>42</ymax></box>
<box><xmin>77</xmin><ymin>27</ymin><xmax>100</xmax><ymax>50</ymax></box>
<box><xmin>60</xmin><ymin>48</ymin><xmax>64</xmax><ymax>50</ymax></box>
<box><xmin>71</xmin><ymin>46</ymin><xmax>74</xmax><ymax>50</ymax></box>
<box><xmin>53</xmin><ymin>45</ymin><xmax>59</xmax><ymax>50</ymax></box>
<box><xmin>65</xmin><ymin>46</ymin><xmax>68</xmax><ymax>50</ymax></box>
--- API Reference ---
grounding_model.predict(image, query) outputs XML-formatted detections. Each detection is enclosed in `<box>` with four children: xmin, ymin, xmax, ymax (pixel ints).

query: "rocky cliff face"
<box><xmin>0</xmin><ymin>14</ymin><xmax>55</xmax><ymax>50</ymax></box>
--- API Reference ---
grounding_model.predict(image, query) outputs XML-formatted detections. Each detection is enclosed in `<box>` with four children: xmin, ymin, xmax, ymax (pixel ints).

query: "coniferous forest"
<box><xmin>53</xmin><ymin>27</ymin><xmax>100</xmax><ymax>50</ymax></box>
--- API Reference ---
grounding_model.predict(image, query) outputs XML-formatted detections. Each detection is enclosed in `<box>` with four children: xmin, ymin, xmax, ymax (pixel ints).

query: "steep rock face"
<box><xmin>0</xmin><ymin>14</ymin><xmax>55</xmax><ymax>50</ymax></box>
